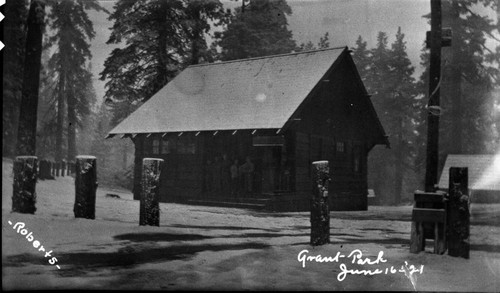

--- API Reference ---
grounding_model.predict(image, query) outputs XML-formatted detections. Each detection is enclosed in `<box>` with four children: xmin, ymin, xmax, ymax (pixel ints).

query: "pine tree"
<box><xmin>216</xmin><ymin>0</ymin><xmax>297</xmax><ymax>60</ymax></box>
<box><xmin>415</xmin><ymin>0</ymin><xmax>500</xmax><ymax>182</ymax></box>
<box><xmin>298</xmin><ymin>32</ymin><xmax>330</xmax><ymax>51</ymax></box>
<box><xmin>184</xmin><ymin>0</ymin><xmax>227</xmax><ymax>64</ymax></box>
<box><xmin>3</xmin><ymin>0</ymin><xmax>28</xmax><ymax>157</ymax></box>
<box><xmin>45</xmin><ymin>0</ymin><xmax>103</xmax><ymax>162</ymax></box>
<box><xmin>386</xmin><ymin>27</ymin><xmax>418</xmax><ymax>204</ymax></box>
<box><xmin>351</xmin><ymin>35</ymin><xmax>370</xmax><ymax>83</ymax></box>
<box><xmin>353</xmin><ymin>29</ymin><xmax>418</xmax><ymax>204</ymax></box>
<box><xmin>101</xmin><ymin>0</ymin><xmax>225</xmax><ymax>125</ymax></box>
<box><xmin>37</xmin><ymin>49</ymin><xmax>58</xmax><ymax>159</ymax></box>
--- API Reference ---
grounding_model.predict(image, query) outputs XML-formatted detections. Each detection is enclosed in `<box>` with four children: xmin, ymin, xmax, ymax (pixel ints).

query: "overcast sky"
<box><xmin>87</xmin><ymin>0</ymin><xmax>495</xmax><ymax>104</ymax></box>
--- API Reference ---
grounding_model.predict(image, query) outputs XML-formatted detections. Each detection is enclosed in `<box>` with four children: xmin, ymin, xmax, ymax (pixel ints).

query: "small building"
<box><xmin>438</xmin><ymin>154</ymin><xmax>500</xmax><ymax>203</ymax></box>
<box><xmin>107</xmin><ymin>47</ymin><xmax>389</xmax><ymax>211</ymax></box>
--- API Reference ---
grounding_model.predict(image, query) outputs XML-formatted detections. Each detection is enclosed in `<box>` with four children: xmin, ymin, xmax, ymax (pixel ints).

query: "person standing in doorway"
<box><xmin>240</xmin><ymin>156</ymin><xmax>255</xmax><ymax>194</ymax></box>
<box><xmin>212</xmin><ymin>156</ymin><xmax>222</xmax><ymax>194</ymax></box>
<box><xmin>230</xmin><ymin>159</ymin><xmax>239</xmax><ymax>196</ymax></box>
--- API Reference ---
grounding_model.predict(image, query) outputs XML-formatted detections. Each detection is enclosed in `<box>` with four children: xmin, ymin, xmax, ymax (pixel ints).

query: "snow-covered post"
<box><xmin>12</xmin><ymin>156</ymin><xmax>38</xmax><ymax>214</ymax></box>
<box><xmin>55</xmin><ymin>161</ymin><xmax>60</xmax><ymax>177</ymax></box>
<box><xmin>38</xmin><ymin>159</ymin><xmax>47</xmax><ymax>180</ymax></box>
<box><xmin>448</xmin><ymin>167</ymin><xmax>470</xmax><ymax>258</ymax></box>
<box><xmin>74</xmin><ymin>155</ymin><xmax>98</xmax><ymax>219</ymax></box>
<box><xmin>69</xmin><ymin>161</ymin><xmax>75</xmax><ymax>175</ymax></box>
<box><xmin>140</xmin><ymin>158</ymin><xmax>163</xmax><ymax>226</ymax></box>
<box><xmin>310</xmin><ymin>160</ymin><xmax>330</xmax><ymax>246</ymax></box>
<box><xmin>43</xmin><ymin>159</ymin><xmax>51</xmax><ymax>179</ymax></box>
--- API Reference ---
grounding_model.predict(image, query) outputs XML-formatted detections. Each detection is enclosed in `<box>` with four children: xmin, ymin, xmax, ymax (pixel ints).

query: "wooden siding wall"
<box><xmin>292</xmin><ymin>57</ymin><xmax>375</xmax><ymax>210</ymax></box>
<box><xmin>134</xmin><ymin>134</ymin><xmax>204</xmax><ymax>202</ymax></box>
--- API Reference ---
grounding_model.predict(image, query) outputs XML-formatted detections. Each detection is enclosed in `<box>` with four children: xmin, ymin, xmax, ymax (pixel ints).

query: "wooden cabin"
<box><xmin>438</xmin><ymin>154</ymin><xmax>500</xmax><ymax>203</ymax></box>
<box><xmin>107</xmin><ymin>47</ymin><xmax>389</xmax><ymax>211</ymax></box>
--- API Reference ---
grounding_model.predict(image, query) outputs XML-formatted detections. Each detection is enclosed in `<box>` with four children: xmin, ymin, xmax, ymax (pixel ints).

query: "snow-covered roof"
<box><xmin>438</xmin><ymin>154</ymin><xmax>500</xmax><ymax>191</ymax></box>
<box><xmin>108</xmin><ymin>47</ymin><xmax>348</xmax><ymax>135</ymax></box>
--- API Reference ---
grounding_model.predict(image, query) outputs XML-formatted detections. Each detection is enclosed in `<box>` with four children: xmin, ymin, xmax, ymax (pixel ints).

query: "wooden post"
<box><xmin>410</xmin><ymin>216</ymin><xmax>424</xmax><ymax>253</ymax></box>
<box><xmin>74</xmin><ymin>156</ymin><xmax>98</xmax><ymax>219</ymax></box>
<box><xmin>12</xmin><ymin>156</ymin><xmax>38</xmax><ymax>214</ymax></box>
<box><xmin>55</xmin><ymin>161</ymin><xmax>60</xmax><ymax>177</ymax></box>
<box><xmin>310</xmin><ymin>160</ymin><xmax>330</xmax><ymax>246</ymax></box>
<box><xmin>424</xmin><ymin>0</ymin><xmax>443</xmax><ymax>192</ymax></box>
<box><xmin>448</xmin><ymin>167</ymin><xmax>470</xmax><ymax>258</ymax></box>
<box><xmin>51</xmin><ymin>161</ymin><xmax>55</xmax><ymax>176</ymax></box>
<box><xmin>140</xmin><ymin>158</ymin><xmax>163</xmax><ymax>226</ymax></box>
<box><xmin>61</xmin><ymin>160</ymin><xmax>65</xmax><ymax>177</ymax></box>
<box><xmin>38</xmin><ymin>159</ymin><xmax>46</xmax><ymax>180</ymax></box>
<box><xmin>42</xmin><ymin>159</ymin><xmax>52</xmax><ymax>179</ymax></box>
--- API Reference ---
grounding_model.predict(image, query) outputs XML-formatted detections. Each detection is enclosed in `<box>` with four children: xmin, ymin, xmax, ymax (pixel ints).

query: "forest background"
<box><xmin>3</xmin><ymin>0</ymin><xmax>499</xmax><ymax>204</ymax></box>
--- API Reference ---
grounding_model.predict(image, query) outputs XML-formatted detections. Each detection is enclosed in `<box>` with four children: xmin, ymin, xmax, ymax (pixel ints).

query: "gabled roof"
<box><xmin>438</xmin><ymin>154</ymin><xmax>500</xmax><ymax>191</ymax></box>
<box><xmin>108</xmin><ymin>46</ymin><xmax>385</xmax><ymax>143</ymax></box>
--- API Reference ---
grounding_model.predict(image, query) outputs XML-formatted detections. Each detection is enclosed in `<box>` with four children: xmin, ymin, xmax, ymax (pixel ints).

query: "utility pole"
<box><xmin>425</xmin><ymin>0</ymin><xmax>450</xmax><ymax>192</ymax></box>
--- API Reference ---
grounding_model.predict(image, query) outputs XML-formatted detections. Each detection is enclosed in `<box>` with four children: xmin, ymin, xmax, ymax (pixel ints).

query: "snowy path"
<box><xmin>2</xmin><ymin>159</ymin><xmax>499</xmax><ymax>290</ymax></box>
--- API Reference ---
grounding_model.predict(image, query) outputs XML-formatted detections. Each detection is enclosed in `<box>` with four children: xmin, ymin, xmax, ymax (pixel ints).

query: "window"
<box><xmin>161</xmin><ymin>139</ymin><xmax>170</xmax><ymax>154</ymax></box>
<box><xmin>336</xmin><ymin>141</ymin><xmax>345</xmax><ymax>153</ymax></box>
<box><xmin>152</xmin><ymin>138</ymin><xmax>160</xmax><ymax>154</ymax></box>
<box><xmin>177</xmin><ymin>136</ymin><xmax>196</xmax><ymax>154</ymax></box>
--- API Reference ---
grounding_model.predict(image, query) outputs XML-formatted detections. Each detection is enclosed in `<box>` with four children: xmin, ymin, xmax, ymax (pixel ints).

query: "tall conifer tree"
<box><xmin>46</xmin><ymin>0</ymin><xmax>103</xmax><ymax>162</ymax></box>
<box><xmin>216</xmin><ymin>0</ymin><xmax>297</xmax><ymax>61</ymax></box>
<box><xmin>101</xmin><ymin>0</ymin><xmax>225</xmax><ymax>126</ymax></box>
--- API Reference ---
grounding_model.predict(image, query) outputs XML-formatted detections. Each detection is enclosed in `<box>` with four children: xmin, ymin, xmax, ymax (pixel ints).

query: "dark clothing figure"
<box><xmin>239</xmin><ymin>157</ymin><xmax>255</xmax><ymax>193</ymax></box>
<box><xmin>280</xmin><ymin>159</ymin><xmax>291</xmax><ymax>191</ymax></box>
<box><xmin>230</xmin><ymin>159</ymin><xmax>239</xmax><ymax>196</ymax></box>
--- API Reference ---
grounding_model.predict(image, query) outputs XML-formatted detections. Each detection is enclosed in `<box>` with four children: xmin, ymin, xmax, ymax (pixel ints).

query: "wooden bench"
<box><xmin>410</xmin><ymin>191</ymin><xmax>447</xmax><ymax>254</ymax></box>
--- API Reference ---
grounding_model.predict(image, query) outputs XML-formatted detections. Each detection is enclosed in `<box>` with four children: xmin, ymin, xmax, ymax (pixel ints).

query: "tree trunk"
<box><xmin>12</xmin><ymin>156</ymin><xmax>38</xmax><ymax>214</ymax></box>
<box><xmin>67</xmin><ymin>89</ymin><xmax>77</xmax><ymax>162</ymax></box>
<box><xmin>310</xmin><ymin>160</ymin><xmax>330</xmax><ymax>246</ymax></box>
<box><xmin>155</xmin><ymin>1</ymin><xmax>170</xmax><ymax>93</ymax></box>
<box><xmin>55</xmin><ymin>70</ymin><xmax>65</xmax><ymax>168</ymax></box>
<box><xmin>133</xmin><ymin>137</ymin><xmax>144</xmax><ymax>200</ymax></box>
<box><xmin>74</xmin><ymin>156</ymin><xmax>97</xmax><ymax>219</ymax></box>
<box><xmin>448</xmin><ymin>167</ymin><xmax>470</xmax><ymax>258</ymax></box>
<box><xmin>394</xmin><ymin>117</ymin><xmax>404</xmax><ymax>204</ymax></box>
<box><xmin>190</xmin><ymin>8</ymin><xmax>202</xmax><ymax>65</ymax></box>
<box><xmin>140</xmin><ymin>158</ymin><xmax>164</xmax><ymax>226</ymax></box>
<box><xmin>15</xmin><ymin>0</ymin><xmax>45</xmax><ymax>156</ymax></box>
<box><xmin>3</xmin><ymin>0</ymin><xmax>27</xmax><ymax>158</ymax></box>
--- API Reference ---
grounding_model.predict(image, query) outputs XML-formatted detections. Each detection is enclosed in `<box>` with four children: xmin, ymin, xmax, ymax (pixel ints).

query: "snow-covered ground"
<box><xmin>2</xmin><ymin>158</ymin><xmax>500</xmax><ymax>291</ymax></box>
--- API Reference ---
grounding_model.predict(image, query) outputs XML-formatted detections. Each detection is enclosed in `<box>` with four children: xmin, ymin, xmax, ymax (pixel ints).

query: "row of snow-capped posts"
<box><xmin>11</xmin><ymin>156</ymin><xmax>94</xmax><ymax>216</ymax></box>
<box><xmin>12</xmin><ymin>155</ymin><xmax>165</xmax><ymax>227</ymax></box>
<box><xmin>36</xmin><ymin>159</ymin><xmax>77</xmax><ymax>180</ymax></box>
<box><xmin>13</xmin><ymin>156</ymin><xmax>331</xmax><ymax>242</ymax></box>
